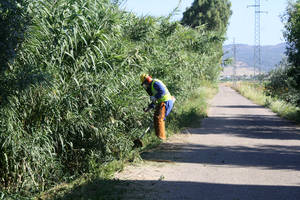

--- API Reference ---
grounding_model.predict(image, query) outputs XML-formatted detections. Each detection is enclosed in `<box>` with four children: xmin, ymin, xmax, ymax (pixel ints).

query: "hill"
<box><xmin>223</xmin><ymin>43</ymin><xmax>286</xmax><ymax>72</ymax></box>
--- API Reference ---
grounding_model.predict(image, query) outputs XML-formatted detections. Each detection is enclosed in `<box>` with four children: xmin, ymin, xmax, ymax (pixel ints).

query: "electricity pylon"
<box><xmin>233</xmin><ymin>38</ymin><xmax>237</xmax><ymax>86</ymax></box>
<box><xmin>247</xmin><ymin>0</ymin><xmax>267</xmax><ymax>79</ymax></box>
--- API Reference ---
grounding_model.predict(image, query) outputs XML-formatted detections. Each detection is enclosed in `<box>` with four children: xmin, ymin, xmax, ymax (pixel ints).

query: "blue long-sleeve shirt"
<box><xmin>147</xmin><ymin>80</ymin><xmax>174</xmax><ymax>119</ymax></box>
<box><xmin>147</xmin><ymin>80</ymin><xmax>168</xmax><ymax>109</ymax></box>
<box><xmin>152</xmin><ymin>81</ymin><xmax>166</xmax><ymax>99</ymax></box>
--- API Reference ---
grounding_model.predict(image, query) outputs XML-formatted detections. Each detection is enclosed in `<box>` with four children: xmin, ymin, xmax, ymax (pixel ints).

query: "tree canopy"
<box><xmin>283</xmin><ymin>0</ymin><xmax>300</xmax><ymax>104</ymax></box>
<box><xmin>265</xmin><ymin>0</ymin><xmax>300</xmax><ymax>107</ymax></box>
<box><xmin>181</xmin><ymin>0</ymin><xmax>232</xmax><ymax>33</ymax></box>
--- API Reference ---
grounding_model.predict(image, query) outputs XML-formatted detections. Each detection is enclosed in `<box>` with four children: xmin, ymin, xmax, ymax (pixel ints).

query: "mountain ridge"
<box><xmin>223</xmin><ymin>43</ymin><xmax>286</xmax><ymax>72</ymax></box>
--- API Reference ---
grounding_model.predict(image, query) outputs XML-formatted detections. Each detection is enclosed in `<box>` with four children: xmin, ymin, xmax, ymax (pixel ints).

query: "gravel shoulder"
<box><xmin>114</xmin><ymin>86</ymin><xmax>300</xmax><ymax>200</ymax></box>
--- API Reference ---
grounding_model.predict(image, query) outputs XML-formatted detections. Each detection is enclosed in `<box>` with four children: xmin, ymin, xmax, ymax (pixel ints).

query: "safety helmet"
<box><xmin>140</xmin><ymin>73</ymin><xmax>152</xmax><ymax>84</ymax></box>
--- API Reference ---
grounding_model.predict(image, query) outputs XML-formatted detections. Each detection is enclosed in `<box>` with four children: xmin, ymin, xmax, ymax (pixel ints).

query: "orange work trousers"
<box><xmin>154</xmin><ymin>102</ymin><xmax>166</xmax><ymax>140</ymax></box>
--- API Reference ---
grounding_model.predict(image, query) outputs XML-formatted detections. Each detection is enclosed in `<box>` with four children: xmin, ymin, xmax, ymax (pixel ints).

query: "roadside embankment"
<box><xmin>227</xmin><ymin>81</ymin><xmax>300</xmax><ymax>124</ymax></box>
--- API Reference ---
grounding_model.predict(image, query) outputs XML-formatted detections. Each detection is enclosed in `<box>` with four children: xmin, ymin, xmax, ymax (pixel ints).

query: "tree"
<box><xmin>181</xmin><ymin>0</ymin><xmax>232</xmax><ymax>33</ymax></box>
<box><xmin>283</xmin><ymin>0</ymin><xmax>300</xmax><ymax>105</ymax></box>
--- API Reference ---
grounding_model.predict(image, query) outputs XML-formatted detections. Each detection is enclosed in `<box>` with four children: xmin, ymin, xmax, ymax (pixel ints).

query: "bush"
<box><xmin>265</xmin><ymin>60</ymin><xmax>300</xmax><ymax>106</ymax></box>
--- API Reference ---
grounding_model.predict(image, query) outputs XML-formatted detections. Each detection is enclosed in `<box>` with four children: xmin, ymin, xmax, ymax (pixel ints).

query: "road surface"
<box><xmin>115</xmin><ymin>86</ymin><xmax>300</xmax><ymax>200</ymax></box>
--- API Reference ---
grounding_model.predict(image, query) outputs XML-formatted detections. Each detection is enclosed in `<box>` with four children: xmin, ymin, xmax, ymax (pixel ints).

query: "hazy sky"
<box><xmin>122</xmin><ymin>0</ymin><xmax>288</xmax><ymax>45</ymax></box>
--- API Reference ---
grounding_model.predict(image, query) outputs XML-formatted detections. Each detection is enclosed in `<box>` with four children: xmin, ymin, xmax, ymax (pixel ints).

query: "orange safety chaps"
<box><xmin>154</xmin><ymin>102</ymin><xmax>166</xmax><ymax>140</ymax></box>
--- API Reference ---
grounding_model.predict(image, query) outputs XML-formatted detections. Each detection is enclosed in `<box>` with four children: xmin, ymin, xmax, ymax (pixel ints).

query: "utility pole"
<box><xmin>233</xmin><ymin>38</ymin><xmax>237</xmax><ymax>87</ymax></box>
<box><xmin>247</xmin><ymin>0</ymin><xmax>267</xmax><ymax>80</ymax></box>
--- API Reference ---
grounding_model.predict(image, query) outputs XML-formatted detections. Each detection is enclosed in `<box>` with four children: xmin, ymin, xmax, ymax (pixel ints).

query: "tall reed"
<box><xmin>0</xmin><ymin>0</ymin><xmax>226</xmax><ymax>197</ymax></box>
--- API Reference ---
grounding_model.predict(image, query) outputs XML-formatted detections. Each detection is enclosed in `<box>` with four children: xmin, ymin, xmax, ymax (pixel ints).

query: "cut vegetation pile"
<box><xmin>0</xmin><ymin>0</ymin><xmax>228</xmax><ymax>197</ymax></box>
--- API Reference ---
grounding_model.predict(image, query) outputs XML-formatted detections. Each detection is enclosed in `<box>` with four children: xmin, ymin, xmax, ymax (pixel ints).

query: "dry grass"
<box><xmin>229</xmin><ymin>81</ymin><xmax>300</xmax><ymax>124</ymax></box>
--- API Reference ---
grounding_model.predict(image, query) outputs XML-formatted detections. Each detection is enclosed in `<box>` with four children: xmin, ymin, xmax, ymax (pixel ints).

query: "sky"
<box><xmin>122</xmin><ymin>0</ymin><xmax>288</xmax><ymax>46</ymax></box>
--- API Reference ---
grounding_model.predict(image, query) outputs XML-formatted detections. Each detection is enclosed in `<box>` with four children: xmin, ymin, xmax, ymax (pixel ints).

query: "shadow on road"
<box><xmin>55</xmin><ymin>178</ymin><xmax>300</xmax><ymax>200</ymax></box>
<box><xmin>139</xmin><ymin>110</ymin><xmax>300</xmax><ymax>170</ymax></box>
<box><xmin>138</xmin><ymin>111</ymin><xmax>300</xmax><ymax>170</ymax></box>
<box><xmin>141</xmin><ymin>142</ymin><xmax>300</xmax><ymax>171</ymax></box>
<box><xmin>189</xmin><ymin>114</ymin><xmax>300</xmax><ymax>140</ymax></box>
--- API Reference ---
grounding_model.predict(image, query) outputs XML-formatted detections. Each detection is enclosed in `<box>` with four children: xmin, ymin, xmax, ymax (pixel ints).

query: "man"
<box><xmin>140</xmin><ymin>74</ymin><xmax>175</xmax><ymax>140</ymax></box>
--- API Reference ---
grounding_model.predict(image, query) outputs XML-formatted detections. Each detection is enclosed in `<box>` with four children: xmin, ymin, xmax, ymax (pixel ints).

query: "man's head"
<box><xmin>140</xmin><ymin>74</ymin><xmax>152</xmax><ymax>88</ymax></box>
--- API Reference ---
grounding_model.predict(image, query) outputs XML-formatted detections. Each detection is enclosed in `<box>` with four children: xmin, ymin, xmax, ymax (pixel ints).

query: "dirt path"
<box><xmin>115</xmin><ymin>86</ymin><xmax>300</xmax><ymax>200</ymax></box>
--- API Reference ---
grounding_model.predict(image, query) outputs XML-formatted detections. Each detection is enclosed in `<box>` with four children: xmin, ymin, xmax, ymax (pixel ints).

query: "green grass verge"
<box><xmin>230</xmin><ymin>81</ymin><xmax>300</xmax><ymax>124</ymax></box>
<box><xmin>168</xmin><ymin>81</ymin><xmax>218</xmax><ymax>130</ymax></box>
<box><xmin>35</xmin><ymin>82</ymin><xmax>217</xmax><ymax>200</ymax></box>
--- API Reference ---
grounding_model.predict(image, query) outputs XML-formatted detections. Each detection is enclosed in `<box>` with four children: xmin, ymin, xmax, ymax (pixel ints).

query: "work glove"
<box><xmin>143</xmin><ymin>107</ymin><xmax>150</xmax><ymax>112</ymax></box>
<box><xmin>144</xmin><ymin>103</ymin><xmax>155</xmax><ymax>112</ymax></box>
<box><xmin>150</xmin><ymin>96</ymin><xmax>156</xmax><ymax>102</ymax></box>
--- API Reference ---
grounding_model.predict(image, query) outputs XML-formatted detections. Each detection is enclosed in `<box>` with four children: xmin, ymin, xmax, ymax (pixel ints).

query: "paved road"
<box><xmin>115</xmin><ymin>86</ymin><xmax>300</xmax><ymax>200</ymax></box>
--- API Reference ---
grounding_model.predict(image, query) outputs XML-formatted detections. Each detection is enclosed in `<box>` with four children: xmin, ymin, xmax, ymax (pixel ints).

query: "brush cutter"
<box><xmin>133</xmin><ymin>122</ymin><xmax>153</xmax><ymax>148</ymax></box>
<box><xmin>133</xmin><ymin>104</ymin><xmax>154</xmax><ymax>148</ymax></box>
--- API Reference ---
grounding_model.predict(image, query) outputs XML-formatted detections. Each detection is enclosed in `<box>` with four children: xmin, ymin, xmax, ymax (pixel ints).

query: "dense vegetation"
<box><xmin>0</xmin><ymin>0</ymin><xmax>230</xmax><ymax>198</ymax></box>
<box><xmin>0</xmin><ymin>0</ymin><xmax>30</xmax><ymax>73</ymax></box>
<box><xmin>265</xmin><ymin>0</ymin><xmax>300</xmax><ymax>106</ymax></box>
